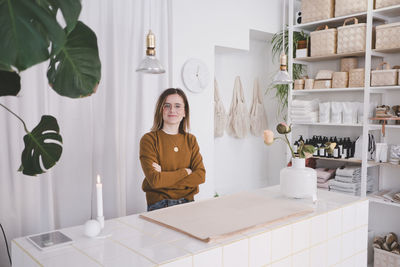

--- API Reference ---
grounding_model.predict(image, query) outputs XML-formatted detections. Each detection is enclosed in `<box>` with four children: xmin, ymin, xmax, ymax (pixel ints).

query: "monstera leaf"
<box><xmin>47</xmin><ymin>21</ymin><xmax>101</xmax><ymax>98</ymax></box>
<box><xmin>0</xmin><ymin>0</ymin><xmax>65</xmax><ymax>71</ymax></box>
<box><xmin>19</xmin><ymin>115</ymin><xmax>63</xmax><ymax>176</ymax></box>
<box><xmin>0</xmin><ymin>70</ymin><xmax>21</xmax><ymax>96</ymax></box>
<box><xmin>36</xmin><ymin>0</ymin><xmax>82</xmax><ymax>33</ymax></box>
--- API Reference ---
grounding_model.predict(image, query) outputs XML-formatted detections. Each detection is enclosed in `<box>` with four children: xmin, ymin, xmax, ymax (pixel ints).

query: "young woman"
<box><xmin>139</xmin><ymin>88</ymin><xmax>206</xmax><ymax>211</ymax></box>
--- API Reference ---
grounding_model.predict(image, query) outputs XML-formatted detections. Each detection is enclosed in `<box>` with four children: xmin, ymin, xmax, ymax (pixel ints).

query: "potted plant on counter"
<box><xmin>263</xmin><ymin>123</ymin><xmax>335</xmax><ymax>201</ymax></box>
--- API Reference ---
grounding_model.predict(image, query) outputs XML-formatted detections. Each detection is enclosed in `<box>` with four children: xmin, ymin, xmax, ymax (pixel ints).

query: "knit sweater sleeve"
<box><xmin>140</xmin><ymin>133</ymin><xmax>188</xmax><ymax>189</ymax></box>
<box><xmin>174</xmin><ymin>135</ymin><xmax>206</xmax><ymax>188</ymax></box>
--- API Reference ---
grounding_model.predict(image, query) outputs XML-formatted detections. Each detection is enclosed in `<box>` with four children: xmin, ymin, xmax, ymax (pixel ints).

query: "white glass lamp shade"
<box><xmin>273</xmin><ymin>53</ymin><xmax>293</xmax><ymax>85</ymax></box>
<box><xmin>136</xmin><ymin>56</ymin><xmax>165</xmax><ymax>74</ymax></box>
<box><xmin>273</xmin><ymin>70</ymin><xmax>293</xmax><ymax>85</ymax></box>
<box><xmin>136</xmin><ymin>30</ymin><xmax>165</xmax><ymax>74</ymax></box>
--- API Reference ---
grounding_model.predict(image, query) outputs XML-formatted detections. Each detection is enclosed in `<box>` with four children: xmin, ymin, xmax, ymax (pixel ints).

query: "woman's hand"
<box><xmin>152</xmin><ymin>162</ymin><xmax>161</xmax><ymax>172</ymax></box>
<box><xmin>185</xmin><ymin>168</ymin><xmax>192</xmax><ymax>175</ymax></box>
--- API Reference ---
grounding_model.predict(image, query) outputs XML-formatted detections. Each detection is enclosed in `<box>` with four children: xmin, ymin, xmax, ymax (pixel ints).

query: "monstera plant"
<box><xmin>0</xmin><ymin>0</ymin><xmax>101</xmax><ymax>176</ymax></box>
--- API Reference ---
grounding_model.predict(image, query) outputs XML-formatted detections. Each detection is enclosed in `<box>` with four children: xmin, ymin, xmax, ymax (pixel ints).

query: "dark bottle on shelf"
<box><xmin>338</xmin><ymin>138</ymin><xmax>344</xmax><ymax>159</ymax></box>
<box><xmin>298</xmin><ymin>135</ymin><xmax>304</xmax><ymax>144</ymax></box>
<box><xmin>341</xmin><ymin>138</ymin><xmax>348</xmax><ymax>159</ymax></box>
<box><xmin>293</xmin><ymin>140</ymin><xmax>299</xmax><ymax>154</ymax></box>
<box><xmin>322</xmin><ymin>136</ymin><xmax>329</xmax><ymax>157</ymax></box>
<box><xmin>313</xmin><ymin>136</ymin><xmax>319</xmax><ymax>156</ymax></box>
<box><xmin>333</xmin><ymin>137</ymin><xmax>340</xmax><ymax>158</ymax></box>
<box><xmin>328</xmin><ymin>137</ymin><xmax>334</xmax><ymax>158</ymax></box>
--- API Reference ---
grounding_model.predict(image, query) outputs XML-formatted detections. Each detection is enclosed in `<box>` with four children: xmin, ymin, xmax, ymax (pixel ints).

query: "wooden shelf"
<box><xmin>294</xmin><ymin>51</ymin><xmax>368</xmax><ymax>63</ymax></box>
<box><xmin>312</xmin><ymin>156</ymin><xmax>383</xmax><ymax>167</ymax></box>
<box><xmin>292</xmin><ymin>123</ymin><xmax>363</xmax><ymax>127</ymax></box>
<box><xmin>370</xmin><ymin>117</ymin><xmax>400</xmax><ymax>136</ymax></box>
<box><xmin>373</xmin><ymin>4</ymin><xmax>400</xmax><ymax>18</ymax></box>
<box><xmin>370</xmin><ymin>85</ymin><xmax>400</xmax><ymax>93</ymax></box>
<box><xmin>292</xmin><ymin>87</ymin><xmax>365</xmax><ymax>94</ymax></box>
<box><xmin>368</xmin><ymin>197</ymin><xmax>400</xmax><ymax>208</ymax></box>
<box><xmin>373</xmin><ymin>47</ymin><xmax>400</xmax><ymax>54</ymax></box>
<box><xmin>312</xmin><ymin>156</ymin><xmax>362</xmax><ymax>164</ymax></box>
<box><xmin>378</xmin><ymin>162</ymin><xmax>400</xmax><ymax>168</ymax></box>
<box><xmin>292</xmin><ymin>12</ymin><xmax>369</xmax><ymax>32</ymax></box>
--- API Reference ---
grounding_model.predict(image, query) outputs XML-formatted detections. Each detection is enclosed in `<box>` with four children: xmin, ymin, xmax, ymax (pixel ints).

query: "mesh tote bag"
<box><xmin>214</xmin><ymin>78</ymin><xmax>227</xmax><ymax>138</ymax></box>
<box><xmin>249</xmin><ymin>78</ymin><xmax>268</xmax><ymax>136</ymax></box>
<box><xmin>227</xmin><ymin>76</ymin><xmax>249</xmax><ymax>138</ymax></box>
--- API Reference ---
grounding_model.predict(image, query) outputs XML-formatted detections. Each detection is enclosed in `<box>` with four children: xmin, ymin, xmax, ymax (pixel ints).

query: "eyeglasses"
<box><xmin>163</xmin><ymin>103</ymin><xmax>184</xmax><ymax>111</ymax></box>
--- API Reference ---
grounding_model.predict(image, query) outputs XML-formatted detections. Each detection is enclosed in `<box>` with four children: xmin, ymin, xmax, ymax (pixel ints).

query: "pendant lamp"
<box><xmin>273</xmin><ymin>0</ymin><xmax>293</xmax><ymax>85</ymax></box>
<box><xmin>136</xmin><ymin>0</ymin><xmax>165</xmax><ymax>74</ymax></box>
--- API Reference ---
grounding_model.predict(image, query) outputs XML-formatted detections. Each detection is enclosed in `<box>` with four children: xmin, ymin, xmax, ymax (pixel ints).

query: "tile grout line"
<box><xmin>108</xmin><ymin>237</ymin><xmax>158</xmax><ymax>265</ymax></box>
<box><xmin>71</xmin><ymin>244</ymin><xmax>104</xmax><ymax>266</ymax></box>
<box><xmin>12</xmin><ymin>240</ymin><xmax>44</xmax><ymax>267</ymax></box>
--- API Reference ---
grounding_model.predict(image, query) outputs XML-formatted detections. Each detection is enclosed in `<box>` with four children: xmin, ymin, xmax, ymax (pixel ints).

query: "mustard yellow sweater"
<box><xmin>140</xmin><ymin>130</ymin><xmax>206</xmax><ymax>206</ymax></box>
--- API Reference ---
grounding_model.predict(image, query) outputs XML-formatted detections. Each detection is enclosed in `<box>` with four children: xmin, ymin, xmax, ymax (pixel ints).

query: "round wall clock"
<box><xmin>181</xmin><ymin>58</ymin><xmax>210</xmax><ymax>93</ymax></box>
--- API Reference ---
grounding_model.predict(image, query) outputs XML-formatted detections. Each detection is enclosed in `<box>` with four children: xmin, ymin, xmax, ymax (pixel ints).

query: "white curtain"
<box><xmin>0</xmin><ymin>0</ymin><xmax>170</xmax><ymax>265</ymax></box>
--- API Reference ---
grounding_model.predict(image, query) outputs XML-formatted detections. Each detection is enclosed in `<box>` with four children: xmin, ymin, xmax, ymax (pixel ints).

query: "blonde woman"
<box><xmin>140</xmin><ymin>88</ymin><xmax>206</xmax><ymax>211</ymax></box>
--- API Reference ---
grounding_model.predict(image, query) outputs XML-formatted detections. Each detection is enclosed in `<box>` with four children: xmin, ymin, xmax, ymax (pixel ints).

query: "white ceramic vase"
<box><xmin>280</xmin><ymin>158</ymin><xmax>317</xmax><ymax>201</ymax></box>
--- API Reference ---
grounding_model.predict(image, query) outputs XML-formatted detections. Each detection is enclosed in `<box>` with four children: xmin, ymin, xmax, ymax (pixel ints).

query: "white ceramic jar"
<box><xmin>280</xmin><ymin>158</ymin><xmax>317</xmax><ymax>201</ymax></box>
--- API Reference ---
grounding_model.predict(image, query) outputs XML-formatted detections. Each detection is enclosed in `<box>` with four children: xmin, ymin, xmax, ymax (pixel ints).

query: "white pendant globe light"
<box><xmin>273</xmin><ymin>0</ymin><xmax>293</xmax><ymax>85</ymax></box>
<box><xmin>136</xmin><ymin>1</ymin><xmax>165</xmax><ymax>74</ymax></box>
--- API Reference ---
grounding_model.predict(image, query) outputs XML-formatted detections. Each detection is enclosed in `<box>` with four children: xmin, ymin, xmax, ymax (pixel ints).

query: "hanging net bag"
<box><xmin>214</xmin><ymin>78</ymin><xmax>227</xmax><ymax>137</ymax></box>
<box><xmin>227</xmin><ymin>76</ymin><xmax>249</xmax><ymax>138</ymax></box>
<box><xmin>250</xmin><ymin>78</ymin><xmax>268</xmax><ymax>136</ymax></box>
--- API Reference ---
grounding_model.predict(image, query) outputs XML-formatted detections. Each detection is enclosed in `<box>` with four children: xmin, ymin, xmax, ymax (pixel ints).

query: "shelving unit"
<box><xmin>368</xmin><ymin>196</ymin><xmax>400</xmax><ymax>208</ymax></box>
<box><xmin>287</xmin><ymin>2</ymin><xmax>400</xmax><ymax>264</ymax></box>
<box><xmin>288</xmin><ymin>0</ymin><xmax>400</xmax><ymax>202</ymax></box>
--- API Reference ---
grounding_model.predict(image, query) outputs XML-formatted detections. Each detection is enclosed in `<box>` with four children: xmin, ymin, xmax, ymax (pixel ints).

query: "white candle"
<box><xmin>96</xmin><ymin>175</ymin><xmax>103</xmax><ymax>218</ymax></box>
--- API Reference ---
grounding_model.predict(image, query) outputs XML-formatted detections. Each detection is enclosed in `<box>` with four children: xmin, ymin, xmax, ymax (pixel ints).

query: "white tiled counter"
<box><xmin>12</xmin><ymin>186</ymin><xmax>369</xmax><ymax>267</ymax></box>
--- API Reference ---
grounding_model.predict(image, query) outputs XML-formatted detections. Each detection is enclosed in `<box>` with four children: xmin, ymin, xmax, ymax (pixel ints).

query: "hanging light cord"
<box><xmin>0</xmin><ymin>223</ymin><xmax>11</xmax><ymax>266</ymax></box>
<box><xmin>282</xmin><ymin>0</ymin><xmax>285</xmax><ymax>56</ymax></box>
<box><xmin>149</xmin><ymin>0</ymin><xmax>152</xmax><ymax>30</ymax></box>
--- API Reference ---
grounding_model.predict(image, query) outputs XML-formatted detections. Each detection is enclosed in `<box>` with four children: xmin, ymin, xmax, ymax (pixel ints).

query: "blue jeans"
<box><xmin>147</xmin><ymin>198</ymin><xmax>190</xmax><ymax>211</ymax></box>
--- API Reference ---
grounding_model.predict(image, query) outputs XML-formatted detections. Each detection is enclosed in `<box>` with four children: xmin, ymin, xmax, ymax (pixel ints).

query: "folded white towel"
<box><xmin>291</xmin><ymin>106</ymin><xmax>318</xmax><ymax>112</ymax></box>
<box><xmin>291</xmin><ymin>111</ymin><xmax>318</xmax><ymax>118</ymax></box>
<box><xmin>336</xmin><ymin>166</ymin><xmax>361</xmax><ymax>177</ymax></box>
<box><xmin>335</xmin><ymin>175</ymin><xmax>374</xmax><ymax>184</ymax></box>
<box><xmin>292</xmin><ymin>99</ymin><xmax>319</xmax><ymax>108</ymax></box>
<box><xmin>329</xmin><ymin>179</ymin><xmax>359</xmax><ymax>190</ymax></box>
<box><xmin>291</xmin><ymin>118</ymin><xmax>318</xmax><ymax>123</ymax></box>
<box><xmin>330</xmin><ymin>187</ymin><xmax>360</xmax><ymax>195</ymax></box>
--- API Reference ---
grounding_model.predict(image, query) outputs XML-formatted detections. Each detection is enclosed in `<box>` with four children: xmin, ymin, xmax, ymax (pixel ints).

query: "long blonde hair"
<box><xmin>151</xmin><ymin>88</ymin><xmax>190</xmax><ymax>134</ymax></box>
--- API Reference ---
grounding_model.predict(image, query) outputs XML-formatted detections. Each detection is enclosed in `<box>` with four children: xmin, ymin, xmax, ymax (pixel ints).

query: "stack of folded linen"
<box><xmin>328</xmin><ymin>166</ymin><xmax>374</xmax><ymax>195</ymax></box>
<box><xmin>316</xmin><ymin>168</ymin><xmax>336</xmax><ymax>189</ymax></box>
<box><xmin>290</xmin><ymin>99</ymin><xmax>319</xmax><ymax>124</ymax></box>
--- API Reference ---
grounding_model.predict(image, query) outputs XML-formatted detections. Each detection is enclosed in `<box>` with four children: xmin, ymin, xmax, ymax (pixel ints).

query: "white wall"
<box><xmin>214</xmin><ymin>32</ymin><xmax>286</xmax><ymax>196</ymax></box>
<box><xmin>169</xmin><ymin>0</ymin><xmax>283</xmax><ymax>199</ymax></box>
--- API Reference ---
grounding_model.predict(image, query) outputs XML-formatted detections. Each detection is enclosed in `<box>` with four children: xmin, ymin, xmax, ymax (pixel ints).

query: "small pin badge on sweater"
<box><xmin>174</xmin><ymin>147</ymin><xmax>179</xmax><ymax>152</ymax></box>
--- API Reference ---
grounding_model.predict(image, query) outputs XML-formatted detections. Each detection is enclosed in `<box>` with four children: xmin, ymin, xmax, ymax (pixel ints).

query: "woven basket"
<box><xmin>349</xmin><ymin>68</ymin><xmax>365</xmax><ymax>87</ymax></box>
<box><xmin>332</xmin><ymin>72</ymin><xmax>349</xmax><ymax>88</ymax></box>
<box><xmin>338</xmin><ymin>18</ymin><xmax>367</xmax><ymax>54</ymax></box>
<box><xmin>301</xmin><ymin>0</ymin><xmax>334</xmax><ymax>23</ymax></box>
<box><xmin>371</xmin><ymin>62</ymin><xmax>398</xmax><ymax>86</ymax></box>
<box><xmin>375</xmin><ymin>0</ymin><xmax>400</xmax><ymax>9</ymax></box>
<box><xmin>294</xmin><ymin>79</ymin><xmax>305</xmax><ymax>90</ymax></box>
<box><xmin>335</xmin><ymin>0</ymin><xmax>367</xmax><ymax>17</ymax></box>
<box><xmin>315</xmin><ymin>70</ymin><xmax>334</xmax><ymax>80</ymax></box>
<box><xmin>310</xmin><ymin>25</ymin><xmax>337</xmax><ymax>56</ymax></box>
<box><xmin>374</xmin><ymin>248</ymin><xmax>400</xmax><ymax>267</ymax></box>
<box><xmin>376</xmin><ymin>22</ymin><xmax>400</xmax><ymax>50</ymax></box>
<box><xmin>341</xmin><ymin>57</ymin><xmax>358</xmax><ymax>72</ymax></box>
<box><xmin>304</xmin><ymin>79</ymin><xmax>315</xmax><ymax>89</ymax></box>
<box><xmin>313</xmin><ymin>80</ymin><xmax>332</xmax><ymax>89</ymax></box>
